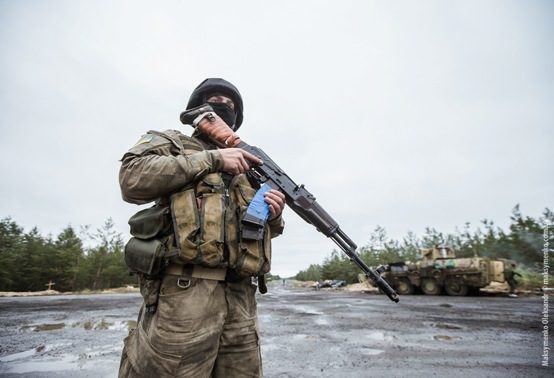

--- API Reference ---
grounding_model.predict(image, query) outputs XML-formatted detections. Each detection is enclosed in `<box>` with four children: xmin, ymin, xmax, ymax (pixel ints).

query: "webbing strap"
<box><xmin>165</xmin><ymin>264</ymin><xmax>227</xmax><ymax>281</ymax></box>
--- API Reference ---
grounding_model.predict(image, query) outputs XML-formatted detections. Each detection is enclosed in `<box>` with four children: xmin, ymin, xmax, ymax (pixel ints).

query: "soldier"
<box><xmin>118</xmin><ymin>78</ymin><xmax>285</xmax><ymax>377</ymax></box>
<box><xmin>505</xmin><ymin>262</ymin><xmax>522</xmax><ymax>298</ymax></box>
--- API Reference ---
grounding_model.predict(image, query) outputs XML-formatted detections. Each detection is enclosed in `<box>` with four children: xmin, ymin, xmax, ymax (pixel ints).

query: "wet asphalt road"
<box><xmin>0</xmin><ymin>284</ymin><xmax>551</xmax><ymax>378</ymax></box>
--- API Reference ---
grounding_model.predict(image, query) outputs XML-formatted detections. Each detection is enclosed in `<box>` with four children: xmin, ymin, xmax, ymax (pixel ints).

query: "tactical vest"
<box><xmin>128</xmin><ymin>130</ymin><xmax>271</xmax><ymax>278</ymax></box>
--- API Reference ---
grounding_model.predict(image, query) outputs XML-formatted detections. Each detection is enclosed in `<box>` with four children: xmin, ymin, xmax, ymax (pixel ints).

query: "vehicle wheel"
<box><xmin>444</xmin><ymin>281</ymin><xmax>469</xmax><ymax>296</ymax></box>
<box><xmin>431</xmin><ymin>270</ymin><xmax>441</xmax><ymax>279</ymax></box>
<box><xmin>421</xmin><ymin>278</ymin><xmax>441</xmax><ymax>295</ymax></box>
<box><xmin>395</xmin><ymin>278</ymin><xmax>414</xmax><ymax>295</ymax></box>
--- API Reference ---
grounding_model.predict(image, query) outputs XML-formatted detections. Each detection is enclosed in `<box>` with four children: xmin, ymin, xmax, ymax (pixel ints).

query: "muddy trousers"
<box><xmin>507</xmin><ymin>279</ymin><xmax>517</xmax><ymax>294</ymax></box>
<box><xmin>119</xmin><ymin>274</ymin><xmax>262</xmax><ymax>377</ymax></box>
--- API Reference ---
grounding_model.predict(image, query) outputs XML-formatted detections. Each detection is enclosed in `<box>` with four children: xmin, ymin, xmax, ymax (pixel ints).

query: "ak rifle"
<box><xmin>180</xmin><ymin>104</ymin><xmax>399</xmax><ymax>303</ymax></box>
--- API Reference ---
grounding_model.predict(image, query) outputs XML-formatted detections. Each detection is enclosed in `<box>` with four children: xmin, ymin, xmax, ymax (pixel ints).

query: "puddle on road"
<box><xmin>365</xmin><ymin>331</ymin><xmax>392</xmax><ymax>342</ymax></box>
<box><xmin>3</xmin><ymin>354</ymin><xmax>81</xmax><ymax>374</ymax></box>
<box><xmin>13</xmin><ymin>356</ymin><xmax>73</xmax><ymax>373</ymax></box>
<box><xmin>434</xmin><ymin>322</ymin><xmax>463</xmax><ymax>330</ymax></box>
<box><xmin>0</xmin><ymin>343</ymin><xmax>123</xmax><ymax>374</ymax></box>
<box><xmin>433</xmin><ymin>335</ymin><xmax>462</xmax><ymax>341</ymax></box>
<box><xmin>20</xmin><ymin>323</ymin><xmax>65</xmax><ymax>332</ymax></box>
<box><xmin>292</xmin><ymin>305</ymin><xmax>324</xmax><ymax>316</ymax></box>
<box><xmin>0</xmin><ymin>348</ymin><xmax>37</xmax><ymax>362</ymax></box>
<box><xmin>292</xmin><ymin>334</ymin><xmax>319</xmax><ymax>341</ymax></box>
<box><xmin>314</xmin><ymin>317</ymin><xmax>330</xmax><ymax>326</ymax></box>
<box><xmin>0</xmin><ymin>343</ymin><xmax>68</xmax><ymax>363</ymax></box>
<box><xmin>261</xmin><ymin>343</ymin><xmax>280</xmax><ymax>352</ymax></box>
<box><xmin>82</xmin><ymin>320</ymin><xmax>108</xmax><ymax>330</ymax></box>
<box><xmin>361</xmin><ymin>347</ymin><xmax>385</xmax><ymax>356</ymax></box>
<box><xmin>19</xmin><ymin>319</ymin><xmax>137</xmax><ymax>332</ymax></box>
<box><xmin>426</xmin><ymin>322</ymin><xmax>463</xmax><ymax>341</ymax></box>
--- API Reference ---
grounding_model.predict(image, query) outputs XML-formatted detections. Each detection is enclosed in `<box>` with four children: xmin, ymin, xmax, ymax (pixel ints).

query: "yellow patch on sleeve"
<box><xmin>133</xmin><ymin>134</ymin><xmax>153</xmax><ymax>147</ymax></box>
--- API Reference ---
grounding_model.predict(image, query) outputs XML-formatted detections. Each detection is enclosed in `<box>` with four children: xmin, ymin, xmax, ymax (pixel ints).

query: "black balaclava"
<box><xmin>206</xmin><ymin>101</ymin><xmax>237</xmax><ymax>130</ymax></box>
<box><xmin>184</xmin><ymin>78</ymin><xmax>244</xmax><ymax>131</ymax></box>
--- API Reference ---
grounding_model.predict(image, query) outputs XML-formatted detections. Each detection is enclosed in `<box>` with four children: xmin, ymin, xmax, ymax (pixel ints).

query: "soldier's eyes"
<box><xmin>207</xmin><ymin>96</ymin><xmax>235</xmax><ymax>110</ymax></box>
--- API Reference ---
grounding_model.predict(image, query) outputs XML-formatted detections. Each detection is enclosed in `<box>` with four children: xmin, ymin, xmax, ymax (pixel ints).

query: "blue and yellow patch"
<box><xmin>133</xmin><ymin>134</ymin><xmax>153</xmax><ymax>147</ymax></box>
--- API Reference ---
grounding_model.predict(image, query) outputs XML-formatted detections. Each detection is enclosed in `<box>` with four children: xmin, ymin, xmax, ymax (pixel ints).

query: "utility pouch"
<box><xmin>128</xmin><ymin>205</ymin><xmax>172</xmax><ymax>239</ymax></box>
<box><xmin>124</xmin><ymin>237</ymin><xmax>166</xmax><ymax>277</ymax></box>
<box><xmin>170</xmin><ymin>173</ymin><xmax>227</xmax><ymax>267</ymax></box>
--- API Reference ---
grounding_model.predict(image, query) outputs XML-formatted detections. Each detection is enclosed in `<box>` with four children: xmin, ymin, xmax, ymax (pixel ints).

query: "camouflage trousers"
<box><xmin>507</xmin><ymin>278</ymin><xmax>518</xmax><ymax>294</ymax></box>
<box><xmin>119</xmin><ymin>273</ymin><xmax>262</xmax><ymax>377</ymax></box>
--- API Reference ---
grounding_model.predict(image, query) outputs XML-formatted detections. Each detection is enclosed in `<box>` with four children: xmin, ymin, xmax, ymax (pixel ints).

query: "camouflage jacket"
<box><xmin>119</xmin><ymin>129</ymin><xmax>284</xmax><ymax>276</ymax></box>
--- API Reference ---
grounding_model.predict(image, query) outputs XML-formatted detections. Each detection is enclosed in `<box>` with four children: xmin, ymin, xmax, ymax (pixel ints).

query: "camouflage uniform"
<box><xmin>118</xmin><ymin>129</ymin><xmax>284</xmax><ymax>377</ymax></box>
<box><xmin>504</xmin><ymin>265</ymin><xmax>522</xmax><ymax>294</ymax></box>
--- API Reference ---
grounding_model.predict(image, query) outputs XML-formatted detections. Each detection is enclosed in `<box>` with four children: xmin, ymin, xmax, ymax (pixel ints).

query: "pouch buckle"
<box><xmin>177</xmin><ymin>278</ymin><xmax>191</xmax><ymax>289</ymax></box>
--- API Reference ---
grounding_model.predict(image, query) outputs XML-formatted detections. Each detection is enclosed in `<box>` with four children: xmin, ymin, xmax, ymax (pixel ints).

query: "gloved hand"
<box><xmin>196</xmin><ymin>112</ymin><xmax>241</xmax><ymax>147</ymax></box>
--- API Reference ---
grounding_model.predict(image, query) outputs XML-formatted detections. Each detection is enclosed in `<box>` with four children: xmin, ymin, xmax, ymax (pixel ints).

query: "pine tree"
<box><xmin>0</xmin><ymin>218</ymin><xmax>24</xmax><ymax>290</ymax></box>
<box><xmin>54</xmin><ymin>226</ymin><xmax>84</xmax><ymax>291</ymax></box>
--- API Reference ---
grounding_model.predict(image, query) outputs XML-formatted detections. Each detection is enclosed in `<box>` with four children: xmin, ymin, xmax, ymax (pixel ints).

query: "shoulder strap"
<box><xmin>148</xmin><ymin>130</ymin><xmax>186</xmax><ymax>154</ymax></box>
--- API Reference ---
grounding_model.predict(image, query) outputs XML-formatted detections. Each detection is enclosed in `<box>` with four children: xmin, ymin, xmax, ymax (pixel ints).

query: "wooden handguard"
<box><xmin>197</xmin><ymin>115</ymin><xmax>242</xmax><ymax>147</ymax></box>
<box><xmin>180</xmin><ymin>104</ymin><xmax>241</xmax><ymax>148</ymax></box>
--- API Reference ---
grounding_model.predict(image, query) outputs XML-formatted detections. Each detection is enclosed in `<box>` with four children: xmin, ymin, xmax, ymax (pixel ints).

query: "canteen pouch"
<box><xmin>128</xmin><ymin>205</ymin><xmax>172</xmax><ymax>239</ymax></box>
<box><xmin>124</xmin><ymin>237</ymin><xmax>166</xmax><ymax>277</ymax></box>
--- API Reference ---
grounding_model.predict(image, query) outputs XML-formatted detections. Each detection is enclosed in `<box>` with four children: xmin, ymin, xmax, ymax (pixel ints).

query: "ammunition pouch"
<box><xmin>124</xmin><ymin>204</ymin><xmax>174</xmax><ymax>278</ymax></box>
<box><xmin>125</xmin><ymin>238</ymin><xmax>166</xmax><ymax>277</ymax></box>
<box><xmin>170</xmin><ymin>173</ymin><xmax>226</xmax><ymax>267</ymax></box>
<box><xmin>231</xmin><ymin>184</ymin><xmax>271</xmax><ymax>277</ymax></box>
<box><xmin>128</xmin><ymin>205</ymin><xmax>172</xmax><ymax>239</ymax></box>
<box><xmin>170</xmin><ymin>173</ymin><xmax>271</xmax><ymax>278</ymax></box>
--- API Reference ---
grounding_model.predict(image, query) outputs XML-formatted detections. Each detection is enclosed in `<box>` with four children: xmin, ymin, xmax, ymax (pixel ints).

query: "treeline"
<box><xmin>296</xmin><ymin>205</ymin><xmax>553</xmax><ymax>284</ymax></box>
<box><xmin>0</xmin><ymin>217</ymin><xmax>132</xmax><ymax>292</ymax></box>
<box><xmin>1</xmin><ymin>205</ymin><xmax>551</xmax><ymax>290</ymax></box>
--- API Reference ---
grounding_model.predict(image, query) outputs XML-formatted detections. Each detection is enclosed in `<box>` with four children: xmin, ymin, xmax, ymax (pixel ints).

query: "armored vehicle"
<box><xmin>362</xmin><ymin>246</ymin><xmax>507</xmax><ymax>296</ymax></box>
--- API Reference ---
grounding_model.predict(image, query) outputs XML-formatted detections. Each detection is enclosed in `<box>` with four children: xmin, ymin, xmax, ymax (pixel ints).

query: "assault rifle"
<box><xmin>180</xmin><ymin>105</ymin><xmax>399</xmax><ymax>303</ymax></box>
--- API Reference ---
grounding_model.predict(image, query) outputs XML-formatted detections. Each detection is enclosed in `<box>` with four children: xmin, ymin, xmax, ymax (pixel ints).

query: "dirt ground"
<box><xmin>0</xmin><ymin>284</ymin><xmax>551</xmax><ymax>377</ymax></box>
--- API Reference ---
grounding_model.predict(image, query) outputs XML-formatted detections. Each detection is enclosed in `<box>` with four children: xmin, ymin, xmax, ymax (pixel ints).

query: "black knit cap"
<box><xmin>186</xmin><ymin>78</ymin><xmax>244</xmax><ymax>129</ymax></box>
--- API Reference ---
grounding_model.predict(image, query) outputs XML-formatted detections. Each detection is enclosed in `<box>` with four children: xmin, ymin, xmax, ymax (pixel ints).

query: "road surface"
<box><xmin>0</xmin><ymin>284</ymin><xmax>550</xmax><ymax>377</ymax></box>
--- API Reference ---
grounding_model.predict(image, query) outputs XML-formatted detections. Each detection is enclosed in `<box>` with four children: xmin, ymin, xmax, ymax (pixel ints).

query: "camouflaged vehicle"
<box><xmin>360</xmin><ymin>246</ymin><xmax>507</xmax><ymax>296</ymax></box>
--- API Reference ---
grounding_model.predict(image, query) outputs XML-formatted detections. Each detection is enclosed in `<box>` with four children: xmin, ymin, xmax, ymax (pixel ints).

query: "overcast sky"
<box><xmin>0</xmin><ymin>0</ymin><xmax>552</xmax><ymax>277</ymax></box>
